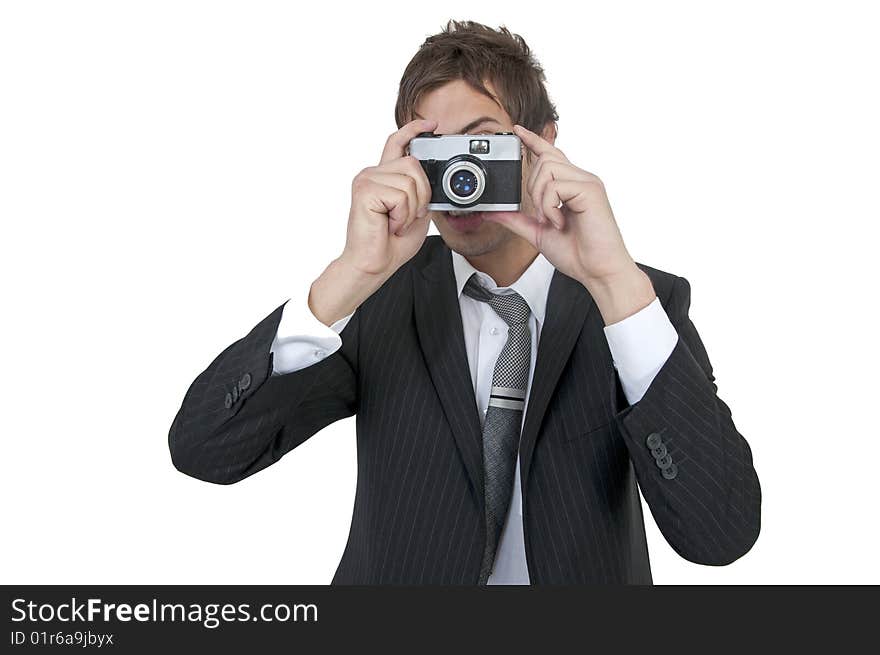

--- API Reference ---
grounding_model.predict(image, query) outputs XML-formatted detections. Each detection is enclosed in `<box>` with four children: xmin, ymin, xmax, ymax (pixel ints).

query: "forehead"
<box><xmin>414</xmin><ymin>79</ymin><xmax>512</xmax><ymax>133</ymax></box>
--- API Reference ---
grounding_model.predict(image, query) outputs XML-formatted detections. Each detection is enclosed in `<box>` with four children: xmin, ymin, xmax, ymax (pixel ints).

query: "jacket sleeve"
<box><xmin>613</xmin><ymin>276</ymin><xmax>762</xmax><ymax>565</ymax></box>
<box><xmin>168</xmin><ymin>301</ymin><xmax>359</xmax><ymax>485</ymax></box>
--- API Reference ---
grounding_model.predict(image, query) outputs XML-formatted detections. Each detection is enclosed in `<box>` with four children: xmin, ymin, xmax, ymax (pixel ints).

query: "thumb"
<box><xmin>482</xmin><ymin>211</ymin><xmax>544</xmax><ymax>247</ymax></box>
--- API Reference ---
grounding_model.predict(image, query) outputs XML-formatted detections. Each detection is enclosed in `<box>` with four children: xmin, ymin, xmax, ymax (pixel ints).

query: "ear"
<box><xmin>541</xmin><ymin>121</ymin><xmax>558</xmax><ymax>146</ymax></box>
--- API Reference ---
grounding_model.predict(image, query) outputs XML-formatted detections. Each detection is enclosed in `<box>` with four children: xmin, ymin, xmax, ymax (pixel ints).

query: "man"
<box><xmin>168</xmin><ymin>21</ymin><xmax>761</xmax><ymax>584</ymax></box>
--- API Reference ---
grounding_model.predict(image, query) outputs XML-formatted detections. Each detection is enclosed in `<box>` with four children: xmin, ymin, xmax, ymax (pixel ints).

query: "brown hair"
<box><xmin>394</xmin><ymin>20</ymin><xmax>559</xmax><ymax>134</ymax></box>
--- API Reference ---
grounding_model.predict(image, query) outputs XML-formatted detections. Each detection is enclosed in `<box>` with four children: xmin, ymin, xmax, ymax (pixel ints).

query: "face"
<box><xmin>412</xmin><ymin>79</ymin><xmax>550</xmax><ymax>258</ymax></box>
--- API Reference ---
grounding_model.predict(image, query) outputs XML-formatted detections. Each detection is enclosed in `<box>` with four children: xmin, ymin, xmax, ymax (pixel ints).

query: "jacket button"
<box><xmin>646</xmin><ymin>432</ymin><xmax>662</xmax><ymax>449</ymax></box>
<box><xmin>655</xmin><ymin>454</ymin><xmax>674</xmax><ymax>470</ymax></box>
<box><xmin>662</xmin><ymin>463</ymin><xmax>678</xmax><ymax>480</ymax></box>
<box><xmin>224</xmin><ymin>392</ymin><xmax>233</xmax><ymax>409</ymax></box>
<box><xmin>651</xmin><ymin>443</ymin><xmax>668</xmax><ymax>459</ymax></box>
<box><xmin>239</xmin><ymin>372</ymin><xmax>252</xmax><ymax>391</ymax></box>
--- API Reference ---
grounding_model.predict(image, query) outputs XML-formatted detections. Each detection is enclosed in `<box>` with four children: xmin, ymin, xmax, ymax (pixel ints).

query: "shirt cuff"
<box><xmin>603</xmin><ymin>296</ymin><xmax>679</xmax><ymax>405</ymax></box>
<box><xmin>269</xmin><ymin>297</ymin><xmax>355</xmax><ymax>375</ymax></box>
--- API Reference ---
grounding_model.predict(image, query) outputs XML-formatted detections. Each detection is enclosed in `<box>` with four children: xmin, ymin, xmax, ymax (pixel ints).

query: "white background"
<box><xmin>2</xmin><ymin>1</ymin><xmax>878</xmax><ymax>584</ymax></box>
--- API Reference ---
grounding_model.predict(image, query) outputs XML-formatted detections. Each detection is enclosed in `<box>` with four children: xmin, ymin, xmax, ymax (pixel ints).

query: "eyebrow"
<box><xmin>413</xmin><ymin>113</ymin><xmax>502</xmax><ymax>134</ymax></box>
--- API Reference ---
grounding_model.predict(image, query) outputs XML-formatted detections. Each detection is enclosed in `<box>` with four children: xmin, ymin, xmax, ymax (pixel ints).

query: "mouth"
<box><xmin>443</xmin><ymin>210</ymin><xmax>486</xmax><ymax>233</ymax></box>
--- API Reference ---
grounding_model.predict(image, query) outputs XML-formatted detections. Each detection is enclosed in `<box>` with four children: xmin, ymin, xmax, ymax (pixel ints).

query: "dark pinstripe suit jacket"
<box><xmin>168</xmin><ymin>235</ymin><xmax>761</xmax><ymax>584</ymax></box>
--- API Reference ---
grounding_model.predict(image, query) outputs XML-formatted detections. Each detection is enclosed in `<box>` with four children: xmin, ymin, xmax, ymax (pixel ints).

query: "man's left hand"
<box><xmin>483</xmin><ymin>124</ymin><xmax>657</xmax><ymax>325</ymax></box>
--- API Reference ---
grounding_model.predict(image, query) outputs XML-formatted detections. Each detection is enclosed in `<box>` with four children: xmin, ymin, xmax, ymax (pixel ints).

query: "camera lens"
<box><xmin>441</xmin><ymin>159</ymin><xmax>486</xmax><ymax>205</ymax></box>
<box><xmin>450</xmin><ymin>169</ymin><xmax>478</xmax><ymax>198</ymax></box>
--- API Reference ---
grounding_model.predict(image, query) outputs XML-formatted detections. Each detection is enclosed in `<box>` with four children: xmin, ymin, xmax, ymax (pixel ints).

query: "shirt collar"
<box><xmin>451</xmin><ymin>248</ymin><xmax>556</xmax><ymax>325</ymax></box>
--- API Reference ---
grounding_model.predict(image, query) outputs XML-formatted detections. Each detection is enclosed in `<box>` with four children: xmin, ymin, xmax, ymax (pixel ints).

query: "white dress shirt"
<box><xmin>269</xmin><ymin>250</ymin><xmax>679</xmax><ymax>584</ymax></box>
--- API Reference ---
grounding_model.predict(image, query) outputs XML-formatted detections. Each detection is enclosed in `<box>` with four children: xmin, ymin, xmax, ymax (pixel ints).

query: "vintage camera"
<box><xmin>408</xmin><ymin>132</ymin><xmax>522</xmax><ymax>212</ymax></box>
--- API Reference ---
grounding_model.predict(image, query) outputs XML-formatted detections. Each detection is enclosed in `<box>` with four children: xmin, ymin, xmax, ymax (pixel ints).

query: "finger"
<box><xmin>531</xmin><ymin>162</ymin><xmax>593</xmax><ymax>222</ymax></box>
<box><xmin>379</xmin><ymin>186</ymin><xmax>412</xmax><ymax>235</ymax></box>
<box><xmin>527</xmin><ymin>160</ymin><xmax>590</xmax><ymax>219</ymax></box>
<box><xmin>526</xmin><ymin>153</ymin><xmax>567</xmax><ymax>198</ymax></box>
<box><xmin>357</xmin><ymin>179</ymin><xmax>411</xmax><ymax>235</ymax></box>
<box><xmin>513</xmin><ymin>124</ymin><xmax>565</xmax><ymax>160</ymax></box>
<box><xmin>380</xmin><ymin>118</ymin><xmax>438</xmax><ymax>165</ymax></box>
<box><xmin>543</xmin><ymin>180</ymin><xmax>598</xmax><ymax>226</ymax></box>
<box><xmin>541</xmin><ymin>183</ymin><xmax>568</xmax><ymax>230</ymax></box>
<box><xmin>364</xmin><ymin>172</ymin><xmax>420</xmax><ymax>233</ymax></box>
<box><xmin>379</xmin><ymin>156</ymin><xmax>432</xmax><ymax>216</ymax></box>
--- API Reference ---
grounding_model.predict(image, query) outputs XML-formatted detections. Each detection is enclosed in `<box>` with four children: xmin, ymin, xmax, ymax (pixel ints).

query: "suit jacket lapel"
<box><xmin>413</xmin><ymin>243</ymin><xmax>486</xmax><ymax>504</ymax></box>
<box><xmin>519</xmin><ymin>269</ymin><xmax>596</xmax><ymax>487</ymax></box>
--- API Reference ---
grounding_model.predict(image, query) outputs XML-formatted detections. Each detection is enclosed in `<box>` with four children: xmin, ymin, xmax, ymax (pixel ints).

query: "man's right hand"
<box><xmin>341</xmin><ymin>118</ymin><xmax>436</xmax><ymax>276</ymax></box>
<box><xmin>307</xmin><ymin>119</ymin><xmax>437</xmax><ymax>327</ymax></box>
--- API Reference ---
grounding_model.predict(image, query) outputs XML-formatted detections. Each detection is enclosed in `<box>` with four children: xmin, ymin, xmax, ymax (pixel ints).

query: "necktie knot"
<box><xmin>462</xmin><ymin>273</ymin><xmax>531</xmax><ymax>327</ymax></box>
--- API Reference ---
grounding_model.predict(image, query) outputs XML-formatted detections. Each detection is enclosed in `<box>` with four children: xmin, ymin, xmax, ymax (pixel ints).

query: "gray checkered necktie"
<box><xmin>462</xmin><ymin>272</ymin><xmax>533</xmax><ymax>584</ymax></box>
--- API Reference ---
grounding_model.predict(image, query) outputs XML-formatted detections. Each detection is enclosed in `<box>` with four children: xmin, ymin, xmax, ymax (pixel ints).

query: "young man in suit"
<box><xmin>169</xmin><ymin>21</ymin><xmax>761</xmax><ymax>584</ymax></box>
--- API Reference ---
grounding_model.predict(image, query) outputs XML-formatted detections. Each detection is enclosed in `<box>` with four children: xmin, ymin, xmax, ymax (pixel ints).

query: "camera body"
<box><xmin>408</xmin><ymin>132</ymin><xmax>522</xmax><ymax>212</ymax></box>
